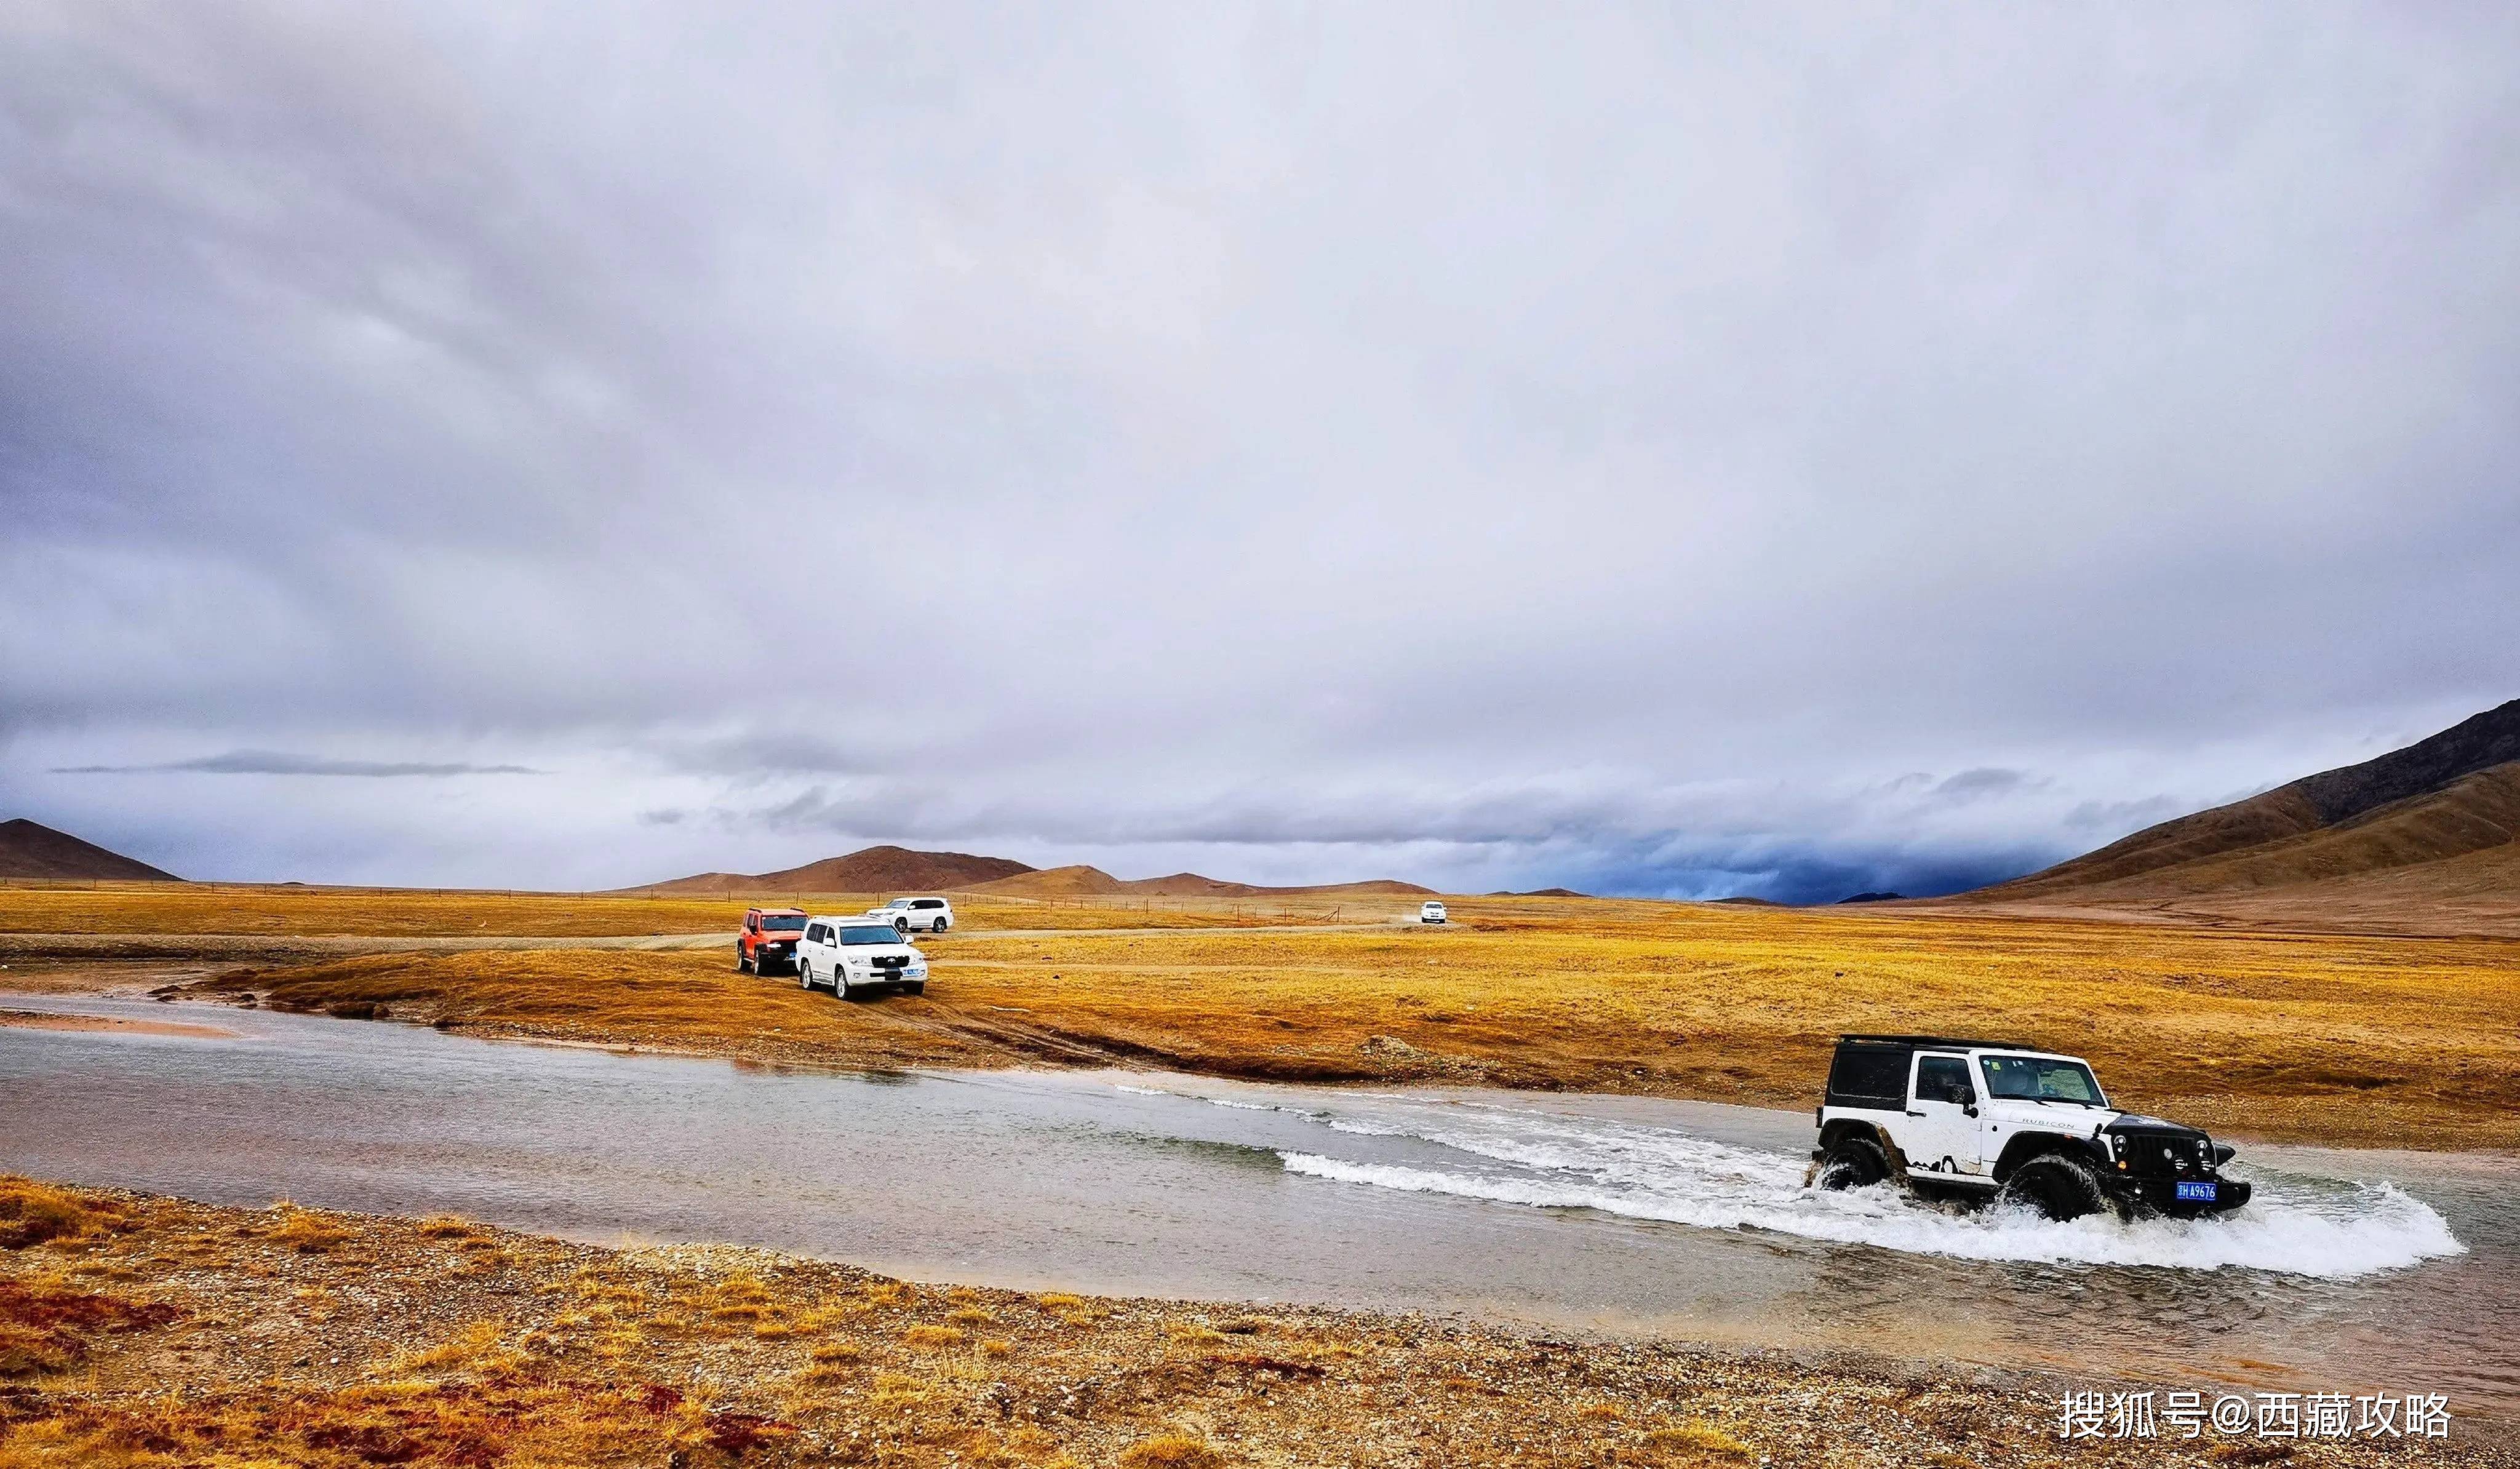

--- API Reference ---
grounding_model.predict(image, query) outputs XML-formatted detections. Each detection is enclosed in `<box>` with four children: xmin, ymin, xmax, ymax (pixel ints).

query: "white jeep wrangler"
<box><xmin>875</xmin><ymin>896</ymin><xmax>953</xmax><ymax>934</ymax></box>
<box><xmin>1809</xmin><ymin>1033</ymin><xmax>2251</xmax><ymax>1220</ymax></box>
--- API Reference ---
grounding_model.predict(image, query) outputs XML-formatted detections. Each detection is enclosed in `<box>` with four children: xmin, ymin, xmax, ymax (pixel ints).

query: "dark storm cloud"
<box><xmin>52</xmin><ymin>752</ymin><xmax>543</xmax><ymax>777</ymax></box>
<box><xmin>3</xmin><ymin>2</ymin><xmax>2517</xmax><ymax>894</ymax></box>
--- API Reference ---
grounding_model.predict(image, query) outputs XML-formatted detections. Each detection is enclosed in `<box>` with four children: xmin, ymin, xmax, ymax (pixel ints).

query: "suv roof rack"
<box><xmin>1836</xmin><ymin>1033</ymin><xmax>2019</xmax><ymax>1049</ymax></box>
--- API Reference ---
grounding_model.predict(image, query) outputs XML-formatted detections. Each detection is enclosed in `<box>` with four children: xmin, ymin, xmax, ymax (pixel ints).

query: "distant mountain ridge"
<box><xmin>637</xmin><ymin>845</ymin><xmax>1433</xmax><ymax>899</ymax></box>
<box><xmin>636</xmin><ymin>845</ymin><xmax>1034</xmax><ymax>896</ymax></box>
<box><xmin>970</xmin><ymin>866</ymin><xmax>1432</xmax><ymax>899</ymax></box>
<box><xmin>0</xmin><ymin>818</ymin><xmax>182</xmax><ymax>882</ymax></box>
<box><xmin>1964</xmin><ymin>698</ymin><xmax>2520</xmax><ymax>934</ymax></box>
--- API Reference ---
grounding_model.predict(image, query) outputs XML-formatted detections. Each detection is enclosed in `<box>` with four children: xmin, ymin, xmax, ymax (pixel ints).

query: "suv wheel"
<box><xmin>738</xmin><ymin>945</ymin><xmax>755</xmax><ymax>976</ymax></box>
<box><xmin>832</xmin><ymin>966</ymin><xmax>851</xmax><ymax>1001</ymax></box>
<box><xmin>931</xmin><ymin>917</ymin><xmax>949</xmax><ymax>933</ymax></box>
<box><xmin>1814</xmin><ymin>1136</ymin><xmax>1891</xmax><ymax>1192</ymax></box>
<box><xmin>797</xmin><ymin>960</ymin><xmax>813</xmax><ymax>991</ymax></box>
<box><xmin>894</xmin><ymin>919</ymin><xmax>909</xmax><ymax>936</ymax></box>
<box><xmin>1998</xmin><ymin>1152</ymin><xmax>2113</xmax><ymax>1222</ymax></box>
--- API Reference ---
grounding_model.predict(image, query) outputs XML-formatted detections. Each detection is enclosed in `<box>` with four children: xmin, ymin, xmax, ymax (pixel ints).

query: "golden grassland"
<box><xmin>70</xmin><ymin>889</ymin><xmax>2515</xmax><ymax>1150</ymax></box>
<box><xmin>3</xmin><ymin>1176</ymin><xmax>2497</xmax><ymax>1469</ymax></box>
<box><xmin>928</xmin><ymin>900</ymin><xmax>2520</xmax><ymax>1148</ymax></box>
<box><xmin>0</xmin><ymin>882</ymin><xmax>1371</xmax><ymax>939</ymax></box>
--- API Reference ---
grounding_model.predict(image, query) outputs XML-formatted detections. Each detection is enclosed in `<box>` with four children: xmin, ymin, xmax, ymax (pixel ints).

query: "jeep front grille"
<box><xmin>2115</xmin><ymin>1129</ymin><xmax>2211</xmax><ymax>1177</ymax></box>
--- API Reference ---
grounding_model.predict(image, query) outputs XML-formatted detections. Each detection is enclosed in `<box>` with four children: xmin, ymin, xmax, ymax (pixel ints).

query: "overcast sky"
<box><xmin>4</xmin><ymin>4</ymin><xmax>2516</xmax><ymax>901</ymax></box>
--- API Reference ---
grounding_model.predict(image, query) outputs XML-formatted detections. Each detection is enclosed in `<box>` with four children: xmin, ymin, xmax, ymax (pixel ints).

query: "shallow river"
<box><xmin>2</xmin><ymin>993</ymin><xmax>2511</xmax><ymax>1419</ymax></box>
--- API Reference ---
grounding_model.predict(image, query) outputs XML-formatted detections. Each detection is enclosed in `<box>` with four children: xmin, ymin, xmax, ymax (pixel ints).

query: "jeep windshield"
<box><xmin>839</xmin><ymin>925</ymin><xmax>903</xmax><ymax>945</ymax></box>
<box><xmin>759</xmin><ymin>915</ymin><xmax>807</xmax><ymax>932</ymax></box>
<box><xmin>1979</xmin><ymin>1054</ymin><xmax>2105</xmax><ymax>1105</ymax></box>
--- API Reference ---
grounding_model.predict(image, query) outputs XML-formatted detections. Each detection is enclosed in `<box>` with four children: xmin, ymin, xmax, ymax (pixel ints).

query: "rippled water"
<box><xmin>3</xmin><ymin>992</ymin><xmax>2511</xmax><ymax>1419</ymax></box>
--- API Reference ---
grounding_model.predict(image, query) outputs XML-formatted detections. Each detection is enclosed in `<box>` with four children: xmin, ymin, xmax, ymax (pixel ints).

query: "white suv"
<box><xmin>1420</xmin><ymin>901</ymin><xmax>1447</xmax><ymax>924</ymax></box>
<box><xmin>1809</xmin><ymin>1033</ymin><xmax>2250</xmax><ymax>1220</ymax></box>
<box><xmin>794</xmin><ymin>916</ymin><xmax>930</xmax><ymax>998</ymax></box>
<box><xmin>875</xmin><ymin>896</ymin><xmax>953</xmax><ymax>934</ymax></box>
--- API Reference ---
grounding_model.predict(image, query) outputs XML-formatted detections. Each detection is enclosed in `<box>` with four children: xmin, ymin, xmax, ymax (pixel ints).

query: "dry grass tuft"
<box><xmin>899</xmin><ymin>1324</ymin><xmax>963</xmax><ymax>1349</ymax></box>
<box><xmin>388</xmin><ymin>1319</ymin><xmax>531</xmax><ymax>1380</ymax></box>
<box><xmin>0</xmin><ymin>1277</ymin><xmax>178</xmax><ymax>1377</ymax></box>
<box><xmin>867</xmin><ymin>1370</ymin><xmax>932</xmax><ymax>1411</ymax></box>
<box><xmin>1646</xmin><ymin>1419</ymin><xmax>1754</xmax><ymax>1461</ymax></box>
<box><xmin>1120</xmin><ymin>1433</ymin><xmax>1225</xmax><ymax>1469</ymax></box>
<box><xmin>266</xmin><ymin>1203</ymin><xmax>354</xmax><ymax>1254</ymax></box>
<box><xmin>0</xmin><ymin>1179</ymin><xmax>100</xmax><ymax>1251</ymax></box>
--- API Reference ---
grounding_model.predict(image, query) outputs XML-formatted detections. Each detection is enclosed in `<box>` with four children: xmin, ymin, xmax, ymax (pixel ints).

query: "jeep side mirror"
<box><xmin>1962</xmin><ymin>1102</ymin><xmax>1979</xmax><ymax>1117</ymax></box>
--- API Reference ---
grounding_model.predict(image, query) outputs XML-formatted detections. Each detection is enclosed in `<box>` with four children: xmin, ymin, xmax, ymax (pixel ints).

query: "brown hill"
<box><xmin>970</xmin><ymin>864</ymin><xmax>1130</xmax><ymax>898</ymax></box>
<box><xmin>0</xmin><ymin>819</ymin><xmax>182</xmax><ymax>882</ymax></box>
<box><xmin>1960</xmin><ymin>698</ymin><xmax>2520</xmax><ymax>935</ymax></box>
<box><xmin>637</xmin><ymin>845</ymin><xmax>1034</xmax><ymax>896</ymax></box>
<box><xmin>970</xmin><ymin>866</ymin><xmax>1433</xmax><ymax>900</ymax></box>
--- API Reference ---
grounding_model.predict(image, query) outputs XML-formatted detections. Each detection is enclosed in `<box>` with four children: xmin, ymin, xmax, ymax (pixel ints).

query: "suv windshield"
<box><xmin>1980</xmin><ymin>1054</ymin><xmax>2104</xmax><ymax>1105</ymax></box>
<box><xmin>759</xmin><ymin>915</ymin><xmax>807</xmax><ymax>932</ymax></box>
<box><xmin>839</xmin><ymin>925</ymin><xmax>902</xmax><ymax>945</ymax></box>
<box><xmin>883</xmin><ymin>899</ymin><xmax>914</xmax><ymax>910</ymax></box>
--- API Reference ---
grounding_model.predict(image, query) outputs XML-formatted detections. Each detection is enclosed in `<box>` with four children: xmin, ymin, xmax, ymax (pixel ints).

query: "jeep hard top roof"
<box><xmin>1836</xmin><ymin>1033</ymin><xmax>2018</xmax><ymax>1050</ymax></box>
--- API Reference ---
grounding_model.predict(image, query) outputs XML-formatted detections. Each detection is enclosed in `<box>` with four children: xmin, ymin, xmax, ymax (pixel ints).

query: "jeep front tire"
<box><xmin>1998</xmin><ymin>1152</ymin><xmax>2113</xmax><ymax>1222</ymax></box>
<box><xmin>1814</xmin><ymin>1136</ymin><xmax>1891</xmax><ymax>1192</ymax></box>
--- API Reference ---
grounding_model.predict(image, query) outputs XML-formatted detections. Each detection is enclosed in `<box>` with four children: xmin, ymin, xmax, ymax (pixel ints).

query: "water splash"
<box><xmin>1266</xmin><ymin>1102</ymin><xmax>2464</xmax><ymax>1278</ymax></box>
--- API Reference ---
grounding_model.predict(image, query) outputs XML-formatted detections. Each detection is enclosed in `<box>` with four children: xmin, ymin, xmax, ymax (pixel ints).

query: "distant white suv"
<box><xmin>875</xmin><ymin>896</ymin><xmax>953</xmax><ymax>934</ymax></box>
<box><xmin>1420</xmin><ymin>901</ymin><xmax>1447</xmax><ymax>924</ymax></box>
<box><xmin>1810</xmin><ymin>1034</ymin><xmax>2250</xmax><ymax>1220</ymax></box>
<box><xmin>795</xmin><ymin>916</ymin><xmax>930</xmax><ymax>998</ymax></box>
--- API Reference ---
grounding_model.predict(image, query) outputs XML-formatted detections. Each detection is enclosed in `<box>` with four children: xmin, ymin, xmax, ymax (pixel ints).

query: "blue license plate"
<box><xmin>2175</xmin><ymin>1181</ymin><xmax>2218</xmax><ymax>1203</ymax></box>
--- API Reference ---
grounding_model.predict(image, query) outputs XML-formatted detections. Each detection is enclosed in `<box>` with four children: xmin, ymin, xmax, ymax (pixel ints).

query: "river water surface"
<box><xmin>2</xmin><ymin>993</ymin><xmax>2511</xmax><ymax>1419</ymax></box>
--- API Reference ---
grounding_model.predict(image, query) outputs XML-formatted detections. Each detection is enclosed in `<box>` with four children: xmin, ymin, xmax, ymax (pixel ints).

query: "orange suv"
<box><xmin>735</xmin><ymin>907</ymin><xmax>809</xmax><ymax>975</ymax></box>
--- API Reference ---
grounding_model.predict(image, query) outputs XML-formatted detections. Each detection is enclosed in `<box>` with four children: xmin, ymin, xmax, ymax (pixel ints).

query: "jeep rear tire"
<box><xmin>1814</xmin><ymin>1136</ymin><xmax>1891</xmax><ymax>1192</ymax></box>
<box><xmin>1999</xmin><ymin>1152</ymin><xmax>2113</xmax><ymax>1222</ymax></box>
